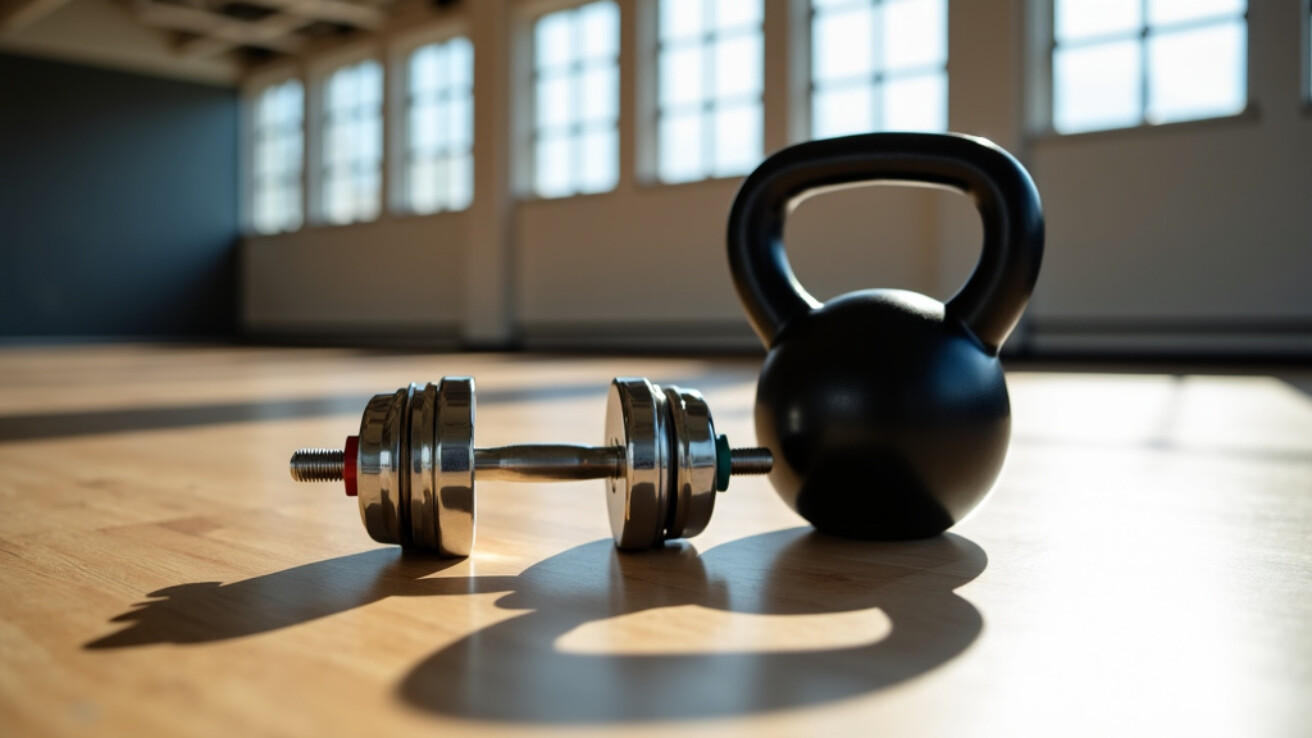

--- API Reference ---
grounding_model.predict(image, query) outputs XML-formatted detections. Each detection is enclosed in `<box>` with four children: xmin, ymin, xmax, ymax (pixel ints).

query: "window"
<box><xmin>322</xmin><ymin>59</ymin><xmax>384</xmax><ymax>224</ymax></box>
<box><xmin>1052</xmin><ymin>0</ymin><xmax>1248</xmax><ymax>134</ymax></box>
<box><xmin>404</xmin><ymin>37</ymin><xmax>474</xmax><ymax>214</ymax></box>
<box><xmin>532</xmin><ymin>1</ymin><xmax>620</xmax><ymax>198</ymax></box>
<box><xmin>656</xmin><ymin>0</ymin><xmax>763</xmax><ymax>184</ymax></box>
<box><xmin>810</xmin><ymin>0</ymin><xmax>948</xmax><ymax>139</ymax></box>
<box><xmin>251</xmin><ymin>79</ymin><xmax>304</xmax><ymax>234</ymax></box>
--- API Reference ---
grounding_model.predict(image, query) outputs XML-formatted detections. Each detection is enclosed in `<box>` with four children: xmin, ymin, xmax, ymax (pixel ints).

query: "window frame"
<box><xmin>805</xmin><ymin>0</ymin><xmax>950</xmax><ymax>140</ymax></box>
<box><xmin>388</xmin><ymin>24</ymin><xmax>477</xmax><ymax>216</ymax></box>
<box><xmin>523</xmin><ymin>0</ymin><xmax>623</xmax><ymax>200</ymax></box>
<box><xmin>307</xmin><ymin>43</ymin><xmax>386</xmax><ymax>227</ymax></box>
<box><xmin>1039</xmin><ymin>0</ymin><xmax>1254</xmax><ymax>138</ymax></box>
<box><xmin>649</xmin><ymin>0</ymin><xmax>767</xmax><ymax>185</ymax></box>
<box><xmin>242</xmin><ymin>65</ymin><xmax>306</xmax><ymax>236</ymax></box>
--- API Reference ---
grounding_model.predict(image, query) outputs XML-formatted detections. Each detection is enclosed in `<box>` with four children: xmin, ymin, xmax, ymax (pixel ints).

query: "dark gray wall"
<box><xmin>0</xmin><ymin>52</ymin><xmax>239</xmax><ymax>338</ymax></box>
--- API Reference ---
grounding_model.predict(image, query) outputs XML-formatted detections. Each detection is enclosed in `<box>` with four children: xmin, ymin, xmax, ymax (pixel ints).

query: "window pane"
<box><xmin>411</xmin><ymin>45</ymin><xmax>439</xmax><ymax>96</ymax></box>
<box><xmin>883</xmin><ymin>72</ymin><xmax>947</xmax><ymax>131</ymax></box>
<box><xmin>271</xmin><ymin>135</ymin><xmax>292</xmax><ymax>176</ymax></box>
<box><xmin>358</xmin><ymin>61</ymin><xmax>383</xmax><ymax>106</ymax></box>
<box><xmin>535</xmin><ymin>134</ymin><xmax>574</xmax><ymax>198</ymax></box>
<box><xmin>280</xmin><ymin>184</ymin><xmax>302</xmax><ymax>230</ymax></box>
<box><xmin>1055</xmin><ymin>0</ymin><xmax>1141</xmax><ymax>43</ymax></box>
<box><xmin>659</xmin><ymin>111</ymin><xmax>705</xmax><ymax>183</ymax></box>
<box><xmin>579</xmin><ymin>1</ymin><xmax>619</xmax><ymax>60</ymax></box>
<box><xmin>883</xmin><ymin>0</ymin><xmax>947</xmax><ymax>72</ymax></box>
<box><xmin>1147</xmin><ymin>21</ymin><xmax>1246</xmax><ymax>124</ymax></box>
<box><xmin>410</xmin><ymin>158</ymin><xmax>438</xmax><ymax>214</ymax></box>
<box><xmin>359</xmin><ymin>116</ymin><xmax>382</xmax><ymax>164</ymax></box>
<box><xmin>1147</xmin><ymin>0</ymin><xmax>1245</xmax><ymax>27</ymax></box>
<box><xmin>660</xmin><ymin>44</ymin><xmax>705</xmax><ymax>108</ymax></box>
<box><xmin>324</xmin><ymin>176</ymin><xmax>348</xmax><ymax>224</ymax></box>
<box><xmin>431</xmin><ymin>158</ymin><xmax>451</xmax><ymax>212</ymax></box>
<box><xmin>448</xmin><ymin>153</ymin><xmax>473</xmax><ymax>210</ymax></box>
<box><xmin>1053</xmin><ymin>39</ymin><xmax>1142</xmax><ymax>133</ymax></box>
<box><xmin>325</xmin><ymin>121</ymin><xmax>347</xmax><ymax>167</ymax></box>
<box><xmin>715</xmin><ymin>33</ymin><xmax>762</xmax><ymax>99</ymax></box>
<box><xmin>288</xmin><ymin>132</ymin><xmax>303</xmax><ymax>173</ymax></box>
<box><xmin>404</xmin><ymin>38</ymin><xmax>473</xmax><ymax>214</ymax></box>
<box><xmin>578</xmin><ymin>127</ymin><xmax>618</xmax><ymax>193</ymax></box>
<box><xmin>255</xmin><ymin>139</ymin><xmax>275</xmax><ymax>180</ymax></box>
<box><xmin>661</xmin><ymin>0</ymin><xmax>705</xmax><ymax>42</ymax></box>
<box><xmin>448</xmin><ymin>37</ymin><xmax>473</xmax><ymax>90</ymax></box>
<box><xmin>411</xmin><ymin>103</ymin><xmax>438</xmax><ymax>153</ymax></box>
<box><xmin>533</xmin><ymin>5</ymin><xmax>618</xmax><ymax>198</ymax></box>
<box><xmin>813</xmin><ymin>6</ymin><xmax>875</xmax><ymax>81</ymax></box>
<box><xmin>448</xmin><ymin>95</ymin><xmax>473</xmax><ymax>151</ymax></box>
<box><xmin>813</xmin><ymin>84</ymin><xmax>874</xmax><ymax>138</ymax></box>
<box><xmin>536</xmin><ymin>72</ymin><xmax>573</xmax><ymax>131</ymax></box>
<box><xmin>579</xmin><ymin>65</ymin><xmax>618</xmax><ymax>124</ymax></box>
<box><xmin>659</xmin><ymin>1</ymin><xmax>763</xmax><ymax>183</ymax></box>
<box><xmin>536</xmin><ymin>11</ymin><xmax>574</xmax><ymax>71</ymax></box>
<box><xmin>322</xmin><ymin>61</ymin><xmax>381</xmax><ymax>223</ymax></box>
<box><xmin>715</xmin><ymin>0</ymin><xmax>761</xmax><ymax>31</ymax></box>
<box><xmin>712</xmin><ymin>102</ymin><xmax>760</xmax><ymax>176</ymax></box>
<box><xmin>357</xmin><ymin>170</ymin><xmax>381</xmax><ymax>221</ymax></box>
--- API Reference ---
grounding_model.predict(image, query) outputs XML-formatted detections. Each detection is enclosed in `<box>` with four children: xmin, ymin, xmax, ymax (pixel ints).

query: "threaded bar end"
<box><xmin>290</xmin><ymin>448</ymin><xmax>346</xmax><ymax>482</ymax></box>
<box><xmin>729</xmin><ymin>447</ymin><xmax>773</xmax><ymax>476</ymax></box>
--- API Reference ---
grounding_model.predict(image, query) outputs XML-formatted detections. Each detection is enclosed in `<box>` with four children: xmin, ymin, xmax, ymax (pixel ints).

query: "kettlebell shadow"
<box><xmin>398</xmin><ymin>528</ymin><xmax>987</xmax><ymax>722</ymax></box>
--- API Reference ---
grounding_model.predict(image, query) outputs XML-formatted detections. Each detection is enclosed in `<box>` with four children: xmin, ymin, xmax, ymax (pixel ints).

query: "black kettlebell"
<box><xmin>727</xmin><ymin>133</ymin><xmax>1044</xmax><ymax>540</ymax></box>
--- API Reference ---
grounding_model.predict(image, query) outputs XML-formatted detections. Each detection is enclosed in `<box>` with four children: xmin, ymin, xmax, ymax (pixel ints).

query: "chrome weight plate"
<box><xmin>662</xmin><ymin>386</ymin><xmax>718</xmax><ymax>540</ymax></box>
<box><xmin>357</xmin><ymin>385</ymin><xmax>412</xmax><ymax>546</ymax></box>
<box><xmin>604</xmin><ymin>378</ymin><xmax>670</xmax><ymax>550</ymax></box>
<box><xmin>433</xmin><ymin>377</ymin><xmax>475</xmax><ymax>557</ymax></box>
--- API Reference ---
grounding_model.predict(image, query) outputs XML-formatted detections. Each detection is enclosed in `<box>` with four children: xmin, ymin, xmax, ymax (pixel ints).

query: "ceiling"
<box><xmin>0</xmin><ymin>0</ymin><xmax>450</xmax><ymax>80</ymax></box>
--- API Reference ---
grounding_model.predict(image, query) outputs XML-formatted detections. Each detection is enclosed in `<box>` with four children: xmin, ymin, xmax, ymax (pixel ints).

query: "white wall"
<box><xmin>239</xmin><ymin>0</ymin><xmax>1312</xmax><ymax>355</ymax></box>
<box><xmin>1026</xmin><ymin>1</ymin><xmax>1312</xmax><ymax>355</ymax></box>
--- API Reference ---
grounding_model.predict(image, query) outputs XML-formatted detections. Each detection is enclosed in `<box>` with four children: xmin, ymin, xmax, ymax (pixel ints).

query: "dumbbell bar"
<box><xmin>289</xmin><ymin>377</ymin><xmax>771</xmax><ymax>556</ymax></box>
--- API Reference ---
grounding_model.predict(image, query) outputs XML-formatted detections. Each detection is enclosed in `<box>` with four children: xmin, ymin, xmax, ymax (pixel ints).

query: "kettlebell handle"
<box><xmin>727</xmin><ymin>132</ymin><xmax>1044</xmax><ymax>355</ymax></box>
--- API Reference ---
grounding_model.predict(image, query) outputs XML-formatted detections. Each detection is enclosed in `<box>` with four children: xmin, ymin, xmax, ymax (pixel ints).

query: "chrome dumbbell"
<box><xmin>289</xmin><ymin>377</ymin><xmax>771</xmax><ymax>556</ymax></box>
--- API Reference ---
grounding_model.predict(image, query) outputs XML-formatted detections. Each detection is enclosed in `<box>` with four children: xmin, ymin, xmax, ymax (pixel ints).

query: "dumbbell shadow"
<box><xmin>398</xmin><ymin>528</ymin><xmax>986</xmax><ymax>722</ymax></box>
<box><xmin>87</xmin><ymin>529</ymin><xmax>985</xmax><ymax>723</ymax></box>
<box><xmin>84</xmin><ymin>551</ymin><xmax>516</xmax><ymax>649</ymax></box>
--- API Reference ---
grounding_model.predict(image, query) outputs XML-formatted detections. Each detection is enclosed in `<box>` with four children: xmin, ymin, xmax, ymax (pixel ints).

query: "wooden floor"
<box><xmin>0</xmin><ymin>345</ymin><xmax>1309</xmax><ymax>737</ymax></box>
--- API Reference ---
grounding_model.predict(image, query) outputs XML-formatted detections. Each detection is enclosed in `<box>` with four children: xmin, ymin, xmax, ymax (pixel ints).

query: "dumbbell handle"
<box><xmin>291</xmin><ymin>441</ymin><xmax>773</xmax><ymax>486</ymax></box>
<box><xmin>475</xmin><ymin>444</ymin><xmax>624</xmax><ymax>481</ymax></box>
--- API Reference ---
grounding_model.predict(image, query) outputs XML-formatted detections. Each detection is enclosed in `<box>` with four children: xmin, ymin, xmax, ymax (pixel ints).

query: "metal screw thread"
<box><xmin>289</xmin><ymin>448</ymin><xmax>345</xmax><ymax>482</ymax></box>
<box><xmin>729</xmin><ymin>447</ymin><xmax>773</xmax><ymax>476</ymax></box>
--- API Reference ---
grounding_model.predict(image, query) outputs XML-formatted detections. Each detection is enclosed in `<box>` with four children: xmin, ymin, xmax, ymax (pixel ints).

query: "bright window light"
<box><xmin>404</xmin><ymin>37</ymin><xmax>474</xmax><ymax>214</ymax></box>
<box><xmin>322</xmin><ymin>59</ymin><xmax>384</xmax><ymax>224</ymax></box>
<box><xmin>251</xmin><ymin>79</ymin><xmax>303</xmax><ymax>234</ymax></box>
<box><xmin>1052</xmin><ymin>0</ymin><xmax>1248</xmax><ymax>134</ymax></box>
<box><xmin>656</xmin><ymin>0</ymin><xmax>764</xmax><ymax>184</ymax></box>
<box><xmin>532</xmin><ymin>1</ymin><xmax>620</xmax><ymax>198</ymax></box>
<box><xmin>810</xmin><ymin>0</ymin><xmax>948</xmax><ymax>139</ymax></box>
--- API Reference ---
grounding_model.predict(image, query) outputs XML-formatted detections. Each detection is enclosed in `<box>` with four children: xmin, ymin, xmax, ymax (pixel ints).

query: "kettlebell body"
<box><xmin>728</xmin><ymin>133</ymin><xmax>1043</xmax><ymax>540</ymax></box>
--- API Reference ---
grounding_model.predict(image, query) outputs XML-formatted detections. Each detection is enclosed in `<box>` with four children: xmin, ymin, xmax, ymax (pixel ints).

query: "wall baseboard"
<box><xmin>1030</xmin><ymin>319</ymin><xmax>1312</xmax><ymax>359</ymax></box>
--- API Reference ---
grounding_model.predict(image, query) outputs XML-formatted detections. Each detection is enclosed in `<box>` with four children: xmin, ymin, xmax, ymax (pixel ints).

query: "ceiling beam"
<box><xmin>0</xmin><ymin>0</ymin><xmax>73</xmax><ymax>32</ymax></box>
<box><xmin>136</xmin><ymin>1</ymin><xmax>307</xmax><ymax>55</ymax></box>
<box><xmin>257</xmin><ymin>0</ymin><xmax>384</xmax><ymax>29</ymax></box>
<box><xmin>177</xmin><ymin>11</ymin><xmax>308</xmax><ymax>58</ymax></box>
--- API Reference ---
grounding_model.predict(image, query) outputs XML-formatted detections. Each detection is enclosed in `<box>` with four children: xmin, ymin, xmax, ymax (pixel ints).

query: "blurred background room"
<box><xmin>3</xmin><ymin>3</ymin><xmax>1312</xmax><ymax>736</ymax></box>
<box><xmin>1</xmin><ymin>0</ymin><xmax>1308</xmax><ymax>356</ymax></box>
